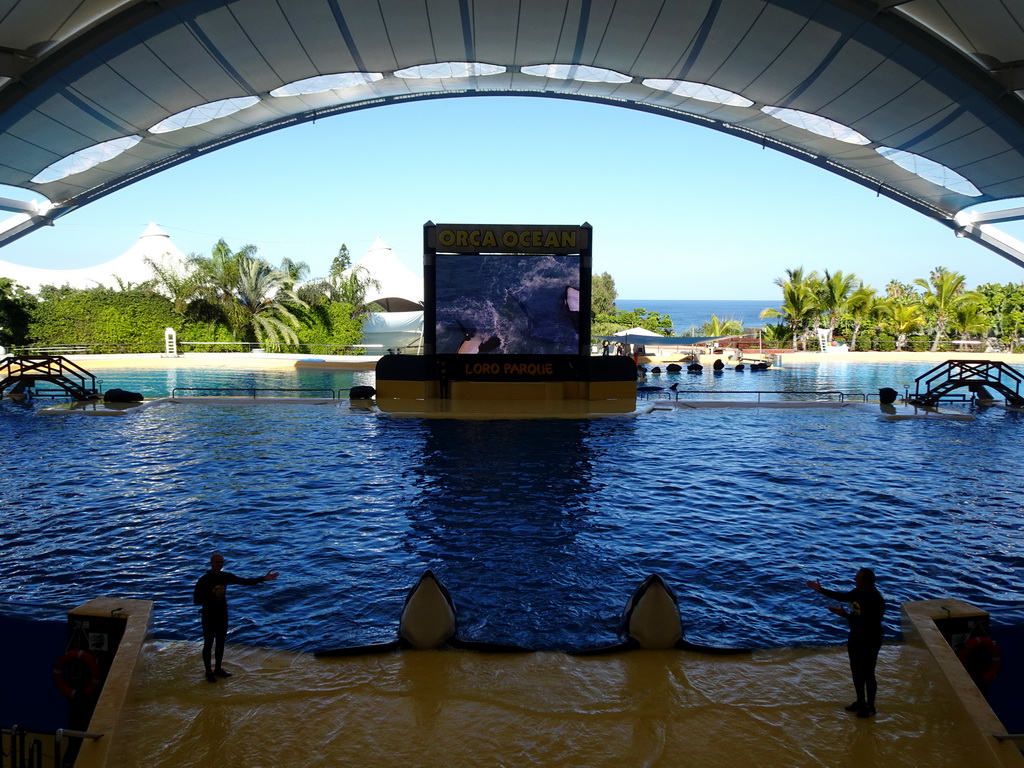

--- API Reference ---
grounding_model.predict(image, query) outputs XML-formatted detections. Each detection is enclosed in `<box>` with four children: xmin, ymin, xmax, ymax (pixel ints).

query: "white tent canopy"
<box><xmin>361</xmin><ymin>310</ymin><xmax>423</xmax><ymax>353</ymax></box>
<box><xmin>353</xmin><ymin>236</ymin><xmax>423</xmax><ymax>312</ymax></box>
<box><xmin>0</xmin><ymin>222</ymin><xmax>188</xmax><ymax>294</ymax></box>
<box><xmin>353</xmin><ymin>236</ymin><xmax>424</xmax><ymax>352</ymax></box>
<box><xmin>612</xmin><ymin>327</ymin><xmax>663</xmax><ymax>337</ymax></box>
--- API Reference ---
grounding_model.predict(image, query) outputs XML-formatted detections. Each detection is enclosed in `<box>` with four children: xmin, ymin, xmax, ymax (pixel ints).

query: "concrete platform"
<box><xmin>71</xmin><ymin>599</ymin><xmax>1024</xmax><ymax>768</ymax></box>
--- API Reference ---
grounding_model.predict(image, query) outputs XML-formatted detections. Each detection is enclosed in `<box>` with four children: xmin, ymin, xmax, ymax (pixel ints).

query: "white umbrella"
<box><xmin>612</xmin><ymin>327</ymin><xmax>662</xmax><ymax>337</ymax></box>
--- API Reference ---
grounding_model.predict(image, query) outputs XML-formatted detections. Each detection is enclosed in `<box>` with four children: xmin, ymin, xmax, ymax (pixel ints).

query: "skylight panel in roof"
<box><xmin>148</xmin><ymin>96</ymin><xmax>261</xmax><ymax>134</ymax></box>
<box><xmin>761</xmin><ymin>106</ymin><xmax>870</xmax><ymax>145</ymax></box>
<box><xmin>877</xmin><ymin>147</ymin><xmax>982</xmax><ymax>196</ymax></box>
<box><xmin>394</xmin><ymin>62</ymin><xmax>505</xmax><ymax>79</ymax></box>
<box><xmin>31</xmin><ymin>136</ymin><xmax>142</xmax><ymax>183</ymax></box>
<box><xmin>270</xmin><ymin>72</ymin><xmax>384</xmax><ymax>97</ymax></box>
<box><xmin>642</xmin><ymin>79</ymin><xmax>753</xmax><ymax>107</ymax></box>
<box><xmin>521</xmin><ymin>64</ymin><xmax>630</xmax><ymax>83</ymax></box>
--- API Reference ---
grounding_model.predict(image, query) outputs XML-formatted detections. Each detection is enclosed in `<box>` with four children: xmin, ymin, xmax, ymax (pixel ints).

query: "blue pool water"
<box><xmin>1</xmin><ymin>360</ymin><xmax>1022</xmax><ymax>655</ymax></box>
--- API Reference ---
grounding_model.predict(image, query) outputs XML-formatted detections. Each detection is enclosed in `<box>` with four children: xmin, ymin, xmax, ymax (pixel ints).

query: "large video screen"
<box><xmin>433</xmin><ymin>252</ymin><xmax>581</xmax><ymax>355</ymax></box>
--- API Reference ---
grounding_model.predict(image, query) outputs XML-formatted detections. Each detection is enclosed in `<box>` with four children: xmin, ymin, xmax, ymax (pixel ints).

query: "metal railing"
<box><xmin>15</xmin><ymin>346</ymin><xmax>89</xmax><ymax>355</ymax></box>
<box><xmin>2</xmin><ymin>726</ymin><xmax>102</xmax><ymax>768</ymax></box>
<box><xmin>0</xmin><ymin>355</ymin><xmax>99</xmax><ymax>400</ymax></box>
<box><xmin>640</xmin><ymin>389</ymin><xmax>869</xmax><ymax>403</ymax></box>
<box><xmin>911</xmin><ymin>359</ymin><xmax>1024</xmax><ymax>406</ymax></box>
<box><xmin>9</xmin><ymin>341</ymin><xmax>399</xmax><ymax>356</ymax></box>
<box><xmin>170</xmin><ymin>387</ymin><xmax>339</xmax><ymax>399</ymax></box>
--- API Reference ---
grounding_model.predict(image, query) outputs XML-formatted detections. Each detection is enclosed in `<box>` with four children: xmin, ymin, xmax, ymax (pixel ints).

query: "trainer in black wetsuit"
<box><xmin>193</xmin><ymin>553</ymin><xmax>279</xmax><ymax>683</ymax></box>
<box><xmin>807</xmin><ymin>568</ymin><xmax>886</xmax><ymax>718</ymax></box>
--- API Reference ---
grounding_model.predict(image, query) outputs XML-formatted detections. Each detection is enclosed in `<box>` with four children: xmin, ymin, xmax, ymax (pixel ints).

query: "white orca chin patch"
<box><xmin>627</xmin><ymin>583</ymin><xmax>682</xmax><ymax>649</ymax></box>
<box><xmin>399</xmin><ymin>576</ymin><xmax>457</xmax><ymax>649</ymax></box>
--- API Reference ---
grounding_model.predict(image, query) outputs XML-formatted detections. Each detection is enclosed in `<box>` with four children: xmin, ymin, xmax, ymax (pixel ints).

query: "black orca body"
<box><xmin>572</xmin><ymin>574</ymin><xmax>751</xmax><ymax>655</ymax></box>
<box><xmin>455</xmin><ymin>320</ymin><xmax>500</xmax><ymax>354</ymax></box>
<box><xmin>315</xmin><ymin>570</ymin><xmax>530</xmax><ymax>657</ymax></box>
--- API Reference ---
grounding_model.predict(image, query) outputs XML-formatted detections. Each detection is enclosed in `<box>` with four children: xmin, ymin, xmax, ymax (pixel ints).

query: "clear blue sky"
<box><xmin>2</xmin><ymin>96</ymin><xmax>1023</xmax><ymax>300</ymax></box>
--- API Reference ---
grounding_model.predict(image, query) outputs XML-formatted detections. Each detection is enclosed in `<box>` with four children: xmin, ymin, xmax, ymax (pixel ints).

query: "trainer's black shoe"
<box><xmin>844</xmin><ymin>701</ymin><xmax>866</xmax><ymax>712</ymax></box>
<box><xmin>205</xmin><ymin>672</ymin><xmax>217</xmax><ymax>683</ymax></box>
<box><xmin>214</xmin><ymin>668</ymin><xmax>232</xmax><ymax>678</ymax></box>
<box><xmin>856</xmin><ymin>706</ymin><xmax>877</xmax><ymax>718</ymax></box>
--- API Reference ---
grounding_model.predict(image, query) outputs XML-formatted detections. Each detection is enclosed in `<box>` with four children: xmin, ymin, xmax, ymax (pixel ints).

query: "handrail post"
<box><xmin>54</xmin><ymin>728</ymin><xmax>103</xmax><ymax>767</ymax></box>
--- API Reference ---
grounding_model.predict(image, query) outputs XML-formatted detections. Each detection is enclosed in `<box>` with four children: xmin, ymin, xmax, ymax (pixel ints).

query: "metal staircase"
<box><xmin>910</xmin><ymin>360</ymin><xmax>1024</xmax><ymax>408</ymax></box>
<box><xmin>0</xmin><ymin>356</ymin><xmax>99</xmax><ymax>401</ymax></box>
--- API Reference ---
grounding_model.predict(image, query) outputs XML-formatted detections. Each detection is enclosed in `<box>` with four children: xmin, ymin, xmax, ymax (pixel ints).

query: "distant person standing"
<box><xmin>194</xmin><ymin>553</ymin><xmax>279</xmax><ymax>683</ymax></box>
<box><xmin>602</xmin><ymin>339</ymin><xmax>610</xmax><ymax>356</ymax></box>
<box><xmin>807</xmin><ymin>568</ymin><xmax>886</xmax><ymax>718</ymax></box>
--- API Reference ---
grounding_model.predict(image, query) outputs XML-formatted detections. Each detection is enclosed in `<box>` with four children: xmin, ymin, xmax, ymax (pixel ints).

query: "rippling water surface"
<box><xmin>1</xmin><ymin>360</ymin><xmax>1022</xmax><ymax>654</ymax></box>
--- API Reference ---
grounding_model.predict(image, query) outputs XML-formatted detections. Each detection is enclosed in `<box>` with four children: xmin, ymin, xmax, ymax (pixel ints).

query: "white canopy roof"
<box><xmin>361</xmin><ymin>309</ymin><xmax>423</xmax><ymax>352</ymax></box>
<box><xmin>1</xmin><ymin>1</ymin><xmax>1024</xmax><ymax>267</ymax></box>
<box><xmin>353</xmin><ymin>236</ymin><xmax>423</xmax><ymax>312</ymax></box>
<box><xmin>0</xmin><ymin>222</ymin><xmax>189</xmax><ymax>293</ymax></box>
<box><xmin>613</xmin><ymin>327</ymin><xmax>663</xmax><ymax>337</ymax></box>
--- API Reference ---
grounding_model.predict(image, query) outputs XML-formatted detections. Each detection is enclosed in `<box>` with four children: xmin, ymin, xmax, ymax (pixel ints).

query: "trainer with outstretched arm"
<box><xmin>193</xmin><ymin>552</ymin><xmax>279</xmax><ymax>683</ymax></box>
<box><xmin>807</xmin><ymin>568</ymin><xmax>886</xmax><ymax>718</ymax></box>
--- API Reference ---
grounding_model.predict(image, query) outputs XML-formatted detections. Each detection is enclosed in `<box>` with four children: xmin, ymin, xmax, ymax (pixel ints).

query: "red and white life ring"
<box><xmin>52</xmin><ymin>649</ymin><xmax>103</xmax><ymax>698</ymax></box>
<box><xmin>957</xmin><ymin>636</ymin><xmax>1002</xmax><ymax>684</ymax></box>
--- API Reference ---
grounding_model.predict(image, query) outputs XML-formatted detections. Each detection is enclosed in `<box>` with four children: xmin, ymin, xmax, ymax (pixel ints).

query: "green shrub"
<box><xmin>29</xmin><ymin>287</ymin><xmax>178</xmax><ymax>350</ymax></box>
<box><xmin>294</xmin><ymin>302</ymin><xmax>365</xmax><ymax>353</ymax></box>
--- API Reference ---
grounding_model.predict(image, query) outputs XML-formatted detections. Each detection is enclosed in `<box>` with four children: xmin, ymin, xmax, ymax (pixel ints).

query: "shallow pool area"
<box><xmin>4</xmin><ymin>357</ymin><xmax>1024</xmax><ymax>766</ymax></box>
<box><xmin>103</xmin><ymin>639</ymin><xmax>997</xmax><ymax>768</ymax></box>
<box><xmin>2</xmin><ymin>360</ymin><xmax>1022</xmax><ymax>656</ymax></box>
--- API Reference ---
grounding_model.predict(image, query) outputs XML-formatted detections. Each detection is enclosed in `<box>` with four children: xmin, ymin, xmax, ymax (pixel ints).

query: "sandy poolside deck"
<box><xmin>650</xmin><ymin>350</ymin><xmax>1024</xmax><ymax>365</ymax></box>
<box><xmin>63</xmin><ymin>352</ymin><xmax>380</xmax><ymax>370</ymax></box>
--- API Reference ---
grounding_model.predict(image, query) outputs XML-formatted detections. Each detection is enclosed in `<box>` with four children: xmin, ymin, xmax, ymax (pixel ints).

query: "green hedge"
<box><xmin>22</xmin><ymin>287</ymin><xmax>369</xmax><ymax>353</ymax></box>
<box><xmin>294</xmin><ymin>303</ymin><xmax>365</xmax><ymax>353</ymax></box>
<box><xmin>29</xmin><ymin>288</ymin><xmax>179</xmax><ymax>350</ymax></box>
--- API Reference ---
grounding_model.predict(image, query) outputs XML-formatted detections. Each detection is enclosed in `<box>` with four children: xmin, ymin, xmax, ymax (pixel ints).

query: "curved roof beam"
<box><xmin>0</xmin><ymin>0</ymin><xmax>1021</xmax><ymax>267</ymax></box>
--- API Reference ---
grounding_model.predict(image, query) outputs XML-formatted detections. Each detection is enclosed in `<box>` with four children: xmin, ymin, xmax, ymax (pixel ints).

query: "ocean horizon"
<box><xmin>618</xmin><ymin>298</ymin><xmax>778</xmax><ymax>333</ymax></box>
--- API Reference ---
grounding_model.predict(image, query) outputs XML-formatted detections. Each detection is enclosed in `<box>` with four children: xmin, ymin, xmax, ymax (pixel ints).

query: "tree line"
<box><xmin>0</xmin><ymin>240</ymin><xmax>381</xmax><ymax>354</ymax></box>
<box><xmin>756</xmin><ymin>267</ymin><xmax>1024</xmax><ymax>352</ymax></box>
<box><xmin>585</xmin><ymin>267</ymin><xmax>1024</xmax><ymax>354</ymax></box>
<box><xmin>3</xmin><ymin>255</ymin><xmax>1021</xmax><ymax>354</ymax></box>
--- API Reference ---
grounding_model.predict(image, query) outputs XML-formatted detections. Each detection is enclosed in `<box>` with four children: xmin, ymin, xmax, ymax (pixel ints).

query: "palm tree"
<box><xmin>279</xmin><ymin>257</ymin><xmax>310</xmax><ymax>285</ymax></box>
<box><xmin>229</xmin><ymin>257</ymin><xmax>309</xmax><ymax>345</ymax></box>
<box><xmin>975</xmin><ymin>281</ymin><xmax>1024</xmax><ymax>341</ymax></box>
<box><xmin>760</xmin><ymin>322</ymin><xmax>793</xmax><ymax>348</ymax></box>
<box><xmin>883</xmin><ymin>302</ymin><xmax>925</xmax><ymax>351</ymax></box>
<box><xmin>761</xmin><ymin>267</ymin><xmax>820</xmax><ymax>350</ymax></box>
<box><xmin>885</xmin><ymin>280</ymin><xmax>918</xmax><ymax>305</ymax></box>
<box><xmin>843</xmin><ymin>285</ymin><xmax>881</xmax><ymax>351</ymax></box>
<box><xmin>145</xmin><ymin>254</ymin><xmax>200</xmax><ymax>315</ymax></box>
<box><xmin>190</xmin><ymin>239</ymin><xmax>256</xmax><ymax>308</ymax></box>
<box><xmin>913</xmin><ymin>267</ymin><xmax>981</xmax><ymax>352</ymax></box>
<box><xmin>299</xmin><ymin>265</ymin><xmax>380</xmax><ymax>317</ymax></box>
<box><xmin>950</xmin><ymin>303</ymin><xmax>990</xmax><ymax>343</ymax></box>
<box><xmin>817</xmin><ymin>270</ymin><xmax>859</xmax><ymax>336</ymax></box>
<box><xmin>698</xmin><ymin>314</ymin><xmax>744</xmax><ymax>337</ymax></box>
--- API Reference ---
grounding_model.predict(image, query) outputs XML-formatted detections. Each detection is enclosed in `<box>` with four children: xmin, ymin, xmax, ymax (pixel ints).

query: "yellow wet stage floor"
<box><xmin>106</xmin><ymin>640</ymin><xmax>1010</xmax><ymax>768</ymax></box>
